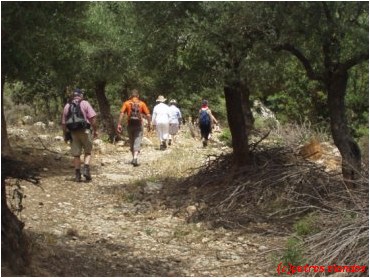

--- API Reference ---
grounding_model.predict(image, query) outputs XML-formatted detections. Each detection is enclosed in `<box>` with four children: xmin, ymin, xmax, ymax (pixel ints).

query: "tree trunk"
<box><xmin>224</xmin><ymin>80</ymin><xmax>249</xmax><ymax>166</ymax></box>
<box><xmin>94</xmin><ymin>80</ymin><xmax>117</xmax><ymax>142</ymax></box>
<box><xmin>240</xmin><ymin>82</ymin><xmax>254</xmax><ymax>134</ymax></box>
<box><xmin>1</xmin><ymin>177</ymin><xmax>30</xmax><ymax>274</ymax></box>
<box><xmin>1</xmin><ymin>76</ymin><xmax>12</xmax><ymax>157</ymax></box>
<box><xmin>1</xmin><ymin>156</ymin><xmax>41</xmax><ymax>274</ymax></box>
<box><xmin>327</xmin><ymin>71</ymin><xmax>362</xmax><ymax>181</ymax></box>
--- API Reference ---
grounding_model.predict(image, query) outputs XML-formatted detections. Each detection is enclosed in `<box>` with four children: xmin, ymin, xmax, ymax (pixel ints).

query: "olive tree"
<box><xmin>269</xmin><ymin>2</ymin><xmax>368</xmax><ymax>181</ymax></box>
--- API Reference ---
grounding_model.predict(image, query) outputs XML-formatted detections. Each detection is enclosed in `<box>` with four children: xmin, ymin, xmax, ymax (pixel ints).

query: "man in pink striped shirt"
<box><xmin>62</xmin><ymin>89</ymin><xmax>98</xmax><ymax>182</ymax></box>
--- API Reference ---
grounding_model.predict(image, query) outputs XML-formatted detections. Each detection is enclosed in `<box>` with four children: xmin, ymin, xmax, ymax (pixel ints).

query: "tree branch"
<box><xmin>274</xmin><ymin>43</ymin><xmax>322</xmax><ymax>82</ymax></box>
<box><xmin>340</xmin><ymin>52</ymin><xmax>369</xmax><ymax>72</ymax></box>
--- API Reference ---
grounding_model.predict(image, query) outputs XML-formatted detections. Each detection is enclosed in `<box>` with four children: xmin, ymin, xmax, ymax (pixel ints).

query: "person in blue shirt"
<box><xmin>168</xmin><ymin>99</ymin><xmax>182</xmax><ymax>145</ymax></box>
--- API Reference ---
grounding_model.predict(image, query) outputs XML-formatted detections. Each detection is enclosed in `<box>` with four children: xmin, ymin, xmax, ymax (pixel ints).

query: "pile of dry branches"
<box><xmin>180</xmin><ymin>145</ymin><xmax>369</xmax><ymax>274</ymax></box>
<box><xmin>303</xmin><ymin>179</ymin><xmax>368</xmax><ymax>276</ymax></box>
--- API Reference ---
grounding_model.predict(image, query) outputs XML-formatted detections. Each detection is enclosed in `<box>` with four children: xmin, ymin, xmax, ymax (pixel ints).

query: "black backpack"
<box><xmin>66</xmin><ymin>101</ymin><xmax>90</xmax><ymax>131</ymax></box>
<box><xmin>128</xmin><ymin>101</ymin><xmax>142</xmax><ymax>126</ymax></box>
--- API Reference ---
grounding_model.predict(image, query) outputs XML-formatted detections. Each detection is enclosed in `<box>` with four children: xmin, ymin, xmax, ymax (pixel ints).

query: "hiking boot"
<box><xmin>160</xmin><ymin>141</ymin><xmax>167</xmax><ymax>150</ymax></box>
<box><xmin>74</xmin><ymin>169</ymin><xmax>82</xmax><ymax>182</ymax></box>
<box><xmin>132</xmin><ymin>158</ymin><xmax>139</xmax><ymax>167</ymax></box>
<box><xmin>203</xmin><ymin>140</ymin><xmax>208</xmax><ymax>147</ymax></box>
<box><xmin>168</xmin><ymin>139</ymin><xmax>172</xmax><ymax>146</ymax></box>
<box><xmin>83</xmin><ymin>165</ymin><xmax>92</xmax><ymax>181</ymax></box>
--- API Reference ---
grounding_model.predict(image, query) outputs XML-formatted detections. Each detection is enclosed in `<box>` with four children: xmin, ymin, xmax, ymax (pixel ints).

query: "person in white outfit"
<box><xmin>152</xmin><ymin>95</ymin><xmax>171</xmax><ymax>150</ymax></box>
<box><xmin>168</xmin><ymin>99</ymin><xmax>182</xmax><ymax>145</ymax></box>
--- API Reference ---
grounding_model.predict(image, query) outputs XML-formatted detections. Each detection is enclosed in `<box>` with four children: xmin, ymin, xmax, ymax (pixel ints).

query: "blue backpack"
<box><xmin>199</xmin><ymin>109</ymin><xmax>211</xmax><ymax>127</ymax></box>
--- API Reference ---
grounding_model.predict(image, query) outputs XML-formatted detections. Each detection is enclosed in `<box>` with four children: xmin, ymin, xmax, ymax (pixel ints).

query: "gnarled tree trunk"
<box><xmin>1</xmin><ymin>156</ymin><xmax>40</xmax><ymax>274</ymax></box>
<box><xmin>327</xmin><ymin>71</ymin><xmax>362</xmax><ymax>182</ymax></box>
<box><xmin>1</xmin><ymin>178</ymin><xmax>30</xmax><ymax>274</ymax></box>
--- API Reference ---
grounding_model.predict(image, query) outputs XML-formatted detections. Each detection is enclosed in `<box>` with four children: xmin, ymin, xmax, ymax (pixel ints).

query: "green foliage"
<box><xmin>294</xmin><ymin>213</ymin><xmax>320</xmax><ymax>236</ymax></box>
<box><xmin>79</xmin><ymin>2</ymin><xmax>131</xmax><ymax>87</ymax></box>
<box><xmin>264</xmin><ymin>57</ymin><xmax>328</xmax><ymax>126</ymax></box>
<box><xmin>358</xmin><ymin>135</ymin><xmax>369</xmax><ymax>163</ymax></box>
<box><xmin>3</xmin><ymin>82</ymin><xmax>33</xmax><ymax>124</ymax></box>
<box><xmin>218</xmin><ymin>128</ymin><xmax>232</xmax><ymax>147</ymax></box>
<box><xmin>2</xmin><ymin>2</ymin><xmax>90</xmax><ymax>125</ymax></box>
<box><xmin>280</xmin><ymin>238</ymin><xmax>305</xmax><ymax>266</ymax></box>
<box><xmin>346</xmin><ymin>63</ymin><xmax>369</xmax><ymax>139</ymax></box>
<box><xmin>2</xmin><ymin>1</ymin><xmax>367</xmax><ymax>152</ymax></box>
<box><xmin>2</xmin><ymin>2</ymin><xmax>87</xmax><ymax>82</ymax></box>
<box><xmin>144</xmin><ymin>227</ymin><xmax>155</xmax><ymax>236</ymax></box>
<box><xmin>253</xmin><ymin>116</ymin><xmax>279</xmax><ymax>131</ymax></box>
<box><xmin>173</xmin><ymin>227</ymin><xmax>191</xmax><ymax>238</ymax></box>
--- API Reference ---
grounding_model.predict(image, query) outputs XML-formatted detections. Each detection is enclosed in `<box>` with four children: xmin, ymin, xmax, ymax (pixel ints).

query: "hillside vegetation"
<box><xmin>1</xmin><ymin>2</ymin><xmax>368</xmax><ymax>277</ymax></box>
<box><xmin>2</xmin><ymin>118</ymin><xmax>368</xmax><ymax>276</ymax></box>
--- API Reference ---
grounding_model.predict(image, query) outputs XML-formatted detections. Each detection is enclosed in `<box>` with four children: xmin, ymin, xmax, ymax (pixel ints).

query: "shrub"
<box><xmin>294</xmin><ymin>213</ymin><xmax>320</xmax><ymax>236</ymax></box>
<box><xmin>218</xmin><ymin>128</ymin><xmax>232</xmax><ymax>146</ymax></box>
<box><xmin>280</xmin><ymin>237</ymin><xmax>305</xmax><ymax>266</ymax></box>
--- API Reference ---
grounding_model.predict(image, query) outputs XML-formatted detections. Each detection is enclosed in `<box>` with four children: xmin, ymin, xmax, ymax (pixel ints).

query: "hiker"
<box><xmin>198</xmin><ymin>99</ymin><xmax>218</xmax><ymax>147</ymax></box>
<box><xmin>62</xmin><ymin>88</ymin><xmax>98</xmax><ymax>182</ymax></box>
<box><xmin>152</xmin><ymin>95</ymin><xmax>171</xmax><ymax>150</ymax></box>
<box><xmin>117</xmin><ymin>89</ymin><xmax>151</xmax><ymax>167</ymax></box>
<box><xmin>168</xmin><ymin>99</ymin><xmax>182</xmax><ymax>145</ymax></box>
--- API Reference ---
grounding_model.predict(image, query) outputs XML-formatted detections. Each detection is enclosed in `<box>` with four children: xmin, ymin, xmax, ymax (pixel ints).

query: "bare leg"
<box><xmin>84</xmin><ymin>153</ymin><xmax>91</xmax><ymax>166</ymax></box>
<box><xmin>132</xmin><ymin>150</ymin><xmax>139</xmax><ymax>166</ymax></box>
<box><xmin>82</xmin><ymin>153</ymin><xmax>92</xmax><ymax>181</ymax></box>
<box><xmin>74</xmin><ymin>156</ymin><xmax>82</xmax><ymax>182</ymax></box>
<box><xmin>133</xmin><ymin>150</ymin><xmax>139</xmax><ymax>159</ymax></box>
<box><xmin>74</xmin><ymin>156</ymin><xmax>81</xmax><ymax>169</ymax></box>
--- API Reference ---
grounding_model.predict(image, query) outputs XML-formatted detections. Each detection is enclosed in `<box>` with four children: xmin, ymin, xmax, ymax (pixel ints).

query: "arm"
<box><xmin>117</xmin><ymin>112</ymin><xmax>125</xmax><ymax>133</ymax></box>
<box><xmin>212</xmin><ymin>115</ymin><xmax>218</xmax><ymax>125</ymax></box>
<box><xmin>61</xmin><ymin>104</ymin><xmax>69</xmax><ymax>130</ymax></box>
<box><xmin>62</xmin><ymin>123</ymin><xmax>69</xmax><ymax>142</ymax></box>
<box><xmin>117</xmin><ymin>102</ymin><xmax>127</xmax><ymax>133</ymax></box>
<box><xmin>177</xmin><ymin>109</ymin><xmax>182</xmax><ymax>127</ymax></box>
<box><xmin>146</xmin><ymin>114</ymin><xmax>152</xmax><ymax>131</ymax></box>
<box><xmin>208</xmin><ymin>110</ymin><xmax>218</xmax><ymax>125</ymax></box>
<box><xmin>150</xmin><ymin>105</ymin><xmax>156</xmax><ymax>126</ymax></box>
<box><xmin>141</xmin><ymin>102</ymin><xmax>152</xmax><ymax>131</ymax></box>
<box><xmin>89</xmin><ymin>116</ymin><xmax>98</xmax><ymax>138</ymax></box>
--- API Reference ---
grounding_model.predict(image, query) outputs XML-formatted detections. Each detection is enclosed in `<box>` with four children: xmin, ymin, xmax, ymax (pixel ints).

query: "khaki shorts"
<box><xmin>71</xmin><ymin>129</ymin><xmax>93</xmax><ymax>157</ymax></box>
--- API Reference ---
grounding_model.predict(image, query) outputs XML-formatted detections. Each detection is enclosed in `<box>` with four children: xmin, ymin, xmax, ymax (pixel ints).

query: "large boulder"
<box><xmin>252</xmin><ymin>100</ymin><xmax>276</xmax><ymax>119</ymax></box>
<box><xmin>252</xmin><ymin>100</ymin><xmax>279</xmax><ymax>129</ymax></box>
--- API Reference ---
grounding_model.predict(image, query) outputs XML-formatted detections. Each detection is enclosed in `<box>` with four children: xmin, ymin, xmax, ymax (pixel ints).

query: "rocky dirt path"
<box><xmin>11</xmin><ymin>129</ymin><xmax>286</xmax><ymax>277</ymax></box>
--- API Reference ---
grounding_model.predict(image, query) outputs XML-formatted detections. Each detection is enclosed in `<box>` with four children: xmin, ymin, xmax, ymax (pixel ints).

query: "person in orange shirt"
<box><xmin>117</xmin><ymin>89</ymin><xmax>151</xmax><ymax>166</ymax></box>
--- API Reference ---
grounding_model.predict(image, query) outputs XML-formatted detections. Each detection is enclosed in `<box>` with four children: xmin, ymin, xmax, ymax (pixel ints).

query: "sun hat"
<box><xmin>169</xmin><ymin>99</ymin><xmax>177</xmax><ymax>104</ymax></box>
<box><xmin>156</xmin><ymin>95</ymin><xmax>167</xmax><ymax>102</ymax></box>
